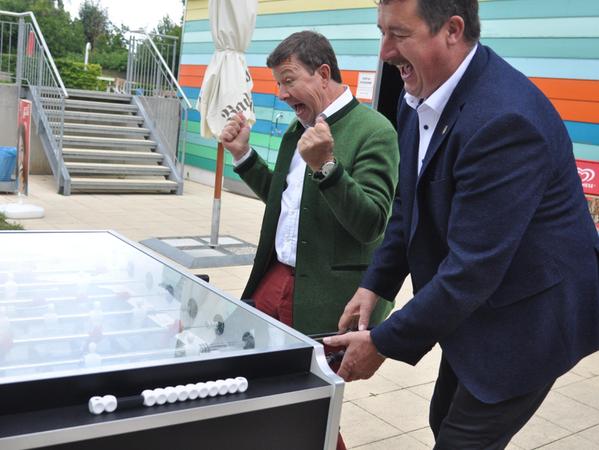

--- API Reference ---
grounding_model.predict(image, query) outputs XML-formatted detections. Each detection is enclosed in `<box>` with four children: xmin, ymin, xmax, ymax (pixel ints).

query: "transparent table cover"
<box><xmin>0</xmin><ymin>231</ymin><xmax>307</xmax><ymax>383</ymax></box>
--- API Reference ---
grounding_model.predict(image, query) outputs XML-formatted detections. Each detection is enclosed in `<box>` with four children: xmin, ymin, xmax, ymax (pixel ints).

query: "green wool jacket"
<box><xmin>235</xmin><ymin>98</ymin><xmax>399</xmax><ymax>336</ymax></box>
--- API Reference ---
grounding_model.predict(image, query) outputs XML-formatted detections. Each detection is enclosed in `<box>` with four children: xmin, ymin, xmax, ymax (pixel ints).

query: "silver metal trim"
<box><xmin>0</xmin><ymin>386</ymin><xmax>332</xmax><ymax>450</ymax></box>
<box><xmin>311</xmin><ymin>345</ymin><xmax>345</xmax><ymax>450</ymax></box>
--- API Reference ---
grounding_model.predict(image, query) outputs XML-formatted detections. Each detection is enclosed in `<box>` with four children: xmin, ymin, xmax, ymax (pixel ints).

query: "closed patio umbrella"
<box><xmin>198</xmin><ymin>0</ymin><xmax>257</xmax><ymax>246</ymax></box>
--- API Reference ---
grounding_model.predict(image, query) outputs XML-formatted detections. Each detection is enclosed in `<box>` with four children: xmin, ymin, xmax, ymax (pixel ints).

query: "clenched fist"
<box><xmin>298</xmin><ymin>116</ymin><xmax>335</xmax><ymax>171</ymax></box>
<box><xmin>220</xmin><ymin>112</ymin><xmax>251</xmax><ymax>160</ymax></box>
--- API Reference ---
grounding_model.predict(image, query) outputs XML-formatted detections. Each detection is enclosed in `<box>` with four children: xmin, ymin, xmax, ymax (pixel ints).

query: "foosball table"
<box><xmin>0</xmin><ymin>230</ymin><xmax>343</xmax><ymax>450</ymax></box>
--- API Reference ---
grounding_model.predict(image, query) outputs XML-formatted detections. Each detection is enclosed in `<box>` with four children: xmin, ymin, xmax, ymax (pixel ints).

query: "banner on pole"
<box><xmin>17</xmin><ymin>99</ymin><xmax>32</xmax><ymax>196</ymax></box>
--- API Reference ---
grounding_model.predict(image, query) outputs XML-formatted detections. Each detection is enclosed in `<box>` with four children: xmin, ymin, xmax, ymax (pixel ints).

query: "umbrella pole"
<box><xmin>210</xmin><ymin>142</ymin><xmax>225</xmax><ymax>247</ymax></box>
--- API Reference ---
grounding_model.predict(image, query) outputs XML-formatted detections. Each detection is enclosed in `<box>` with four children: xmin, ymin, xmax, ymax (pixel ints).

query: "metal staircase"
<box><xmin>52</xmin><ymin>89</ymin><xmax>178</xmax><ymax>193</ymax></box>
<box><xmin>1</xmin><ymin>10</ymin><xmax>190</xmax><ymax>195</ymax></box>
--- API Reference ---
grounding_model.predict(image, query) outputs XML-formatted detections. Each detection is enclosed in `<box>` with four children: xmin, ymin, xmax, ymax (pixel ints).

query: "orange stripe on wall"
<box><xmin>179</xmin><ymin>64</ymin><xmax>376</xmax><ymax>100</ymax></box>
<box><xmin>179</xmin><ymin>75</ymin><xmax>202</xmax><ymax>87</ymax></box>
<box><xmin>550</xmin><ymin>99</ymin><xmax>599</xmax><ymax>124</ymax></box>
<box><xmin>179</xmin><ymin>65</ymin><xmax>207</xmax><ymax>77</ymax></box>
<box><xmin>530</xmin><ymin>78</ymin><xmax>599</xmax><ymax>123</ymax></box>
<box><xmin>531</xmin><ymin>78</ymin><xmax>599</xmax><ymax>103</ymax></box>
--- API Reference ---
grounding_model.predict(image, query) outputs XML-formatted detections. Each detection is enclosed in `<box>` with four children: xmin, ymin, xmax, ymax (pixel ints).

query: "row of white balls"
<box><xmin>142</xmin><ymin>377</ymin><xmax>249</xmax><ymax>406</ymax></box>
<box><xmin>88</xmin><ymin>377</ymin><xmax>249</xmax><ymax>415</ymax></box>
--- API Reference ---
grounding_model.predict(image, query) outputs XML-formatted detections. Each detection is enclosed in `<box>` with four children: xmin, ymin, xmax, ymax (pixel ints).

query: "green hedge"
<box><xmin>54</xmin><ymin>58</ymin><xmax>107</xmax><ymax>91</ymax></box>
<box><xmin>91</xmin><ymin>50</ymin><xmax>128</xmax><ymax>73</ymax></box>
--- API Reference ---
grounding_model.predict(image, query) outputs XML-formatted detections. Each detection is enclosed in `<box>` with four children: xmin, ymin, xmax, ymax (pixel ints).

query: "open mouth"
<box><xmin>292</xmin><ymin>103</ymin><xmax>306</xmax><ymax>117</ymax></box>
<box><xmin>399</xmin><ymin>62</ymin><xmax>414</xmax><ymax>80</ymax></box>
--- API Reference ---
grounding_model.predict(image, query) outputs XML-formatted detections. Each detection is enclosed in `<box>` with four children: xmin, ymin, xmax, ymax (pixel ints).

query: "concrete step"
<box><xmin>48</xmin><ymin>111</ymin><xmax>144</xmax><ymax>125</ymax></box>
<box><xmin>62</xmin><ymin>135</ymin><xmax>156</xmax><ymax>149</ymax></box>
<box><xmin>70</xmin><ymin>177</ymin><xmax>178</xmax><ymax>193</ymax></box>
<box><xmin>63</xmin><ymin>123</ymin><xmax>150</xmax><ymax>137</ymax></box>
<box><xmin>66</xmin><ymin>89</ymin><xmax>132</xmax><ymax>103</ymax></box>
<box><xmin>44</xmin><ymin>98</ymin><xmax>138</xmax><ymax>113</ymax></box>
<box><xmin>62</xmin><ymin>148</ymin><xmax>163</xmax><ymax>162</ymax></box>
<box><xmin>65</xmin><ymin>162</ymin><xmax>170</xmax><ymax>176</ymax></box>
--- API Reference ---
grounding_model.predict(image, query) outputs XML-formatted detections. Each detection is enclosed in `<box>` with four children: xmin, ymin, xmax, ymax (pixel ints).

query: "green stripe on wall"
<box><xmin>574</xmin><ymin>143</ymin><xmax>599</xmax><ymax>162</ymax></box>
<box><xmin>480</xmin><ymin>0</ymin><xmax>599</xmax><ymax>20</ymax></box>
<box><xmin>482</xmin><ymin>17</ymin><xmax>599</xmax><ymax>39</ymax></box>
<box><xmin>481</xmin><ymin>38</ymin><xmax>599</xmax><ymax>59</ymax></box>
<box><xmin>249</xmin><ymin>132</ymin><xmax>281</xmax><ymax>149</ymax></box>
<box><xmin>184</xmin><ymin>23</ymin><xmax>380</xmax><ymax>44</ymax></box>
<box><xmin>185</xmin><ymin>133</ymin><xmax>280</xmax><ymax>152</ymax></box>
<box><xmin>184</xmin><ymin>153</ymin><xmax>241</xmax><ymax>181</ymax></box>
<box><xmin>184</xmin><ymin>8</ymin><xmax>378</xmax><ymax>33</ymax></box>
<box><xmin>186</xmin><ymin>121</ymin><xmax>201</xmax><ymax>133</ymax></box>
<box><xmin>255</xmin><ymin>106</ymin><xmax>295</xmax><ymax>124</ymax></box>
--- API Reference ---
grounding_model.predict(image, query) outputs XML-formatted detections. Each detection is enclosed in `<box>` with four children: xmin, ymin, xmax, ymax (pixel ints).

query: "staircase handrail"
<box><xmin>127</xmin><ymin>30</ymin><xmax>191</xmax><ymax>194</ymax></box>
<box><xmin>0</xmin><ymin>10</ymin><xmax>68</xmax><ymax>98</ymax></box>
<box><xmin>129</xmin><ymin>29</ymin><xmax>191</xmax><ymax>109</ymax></box>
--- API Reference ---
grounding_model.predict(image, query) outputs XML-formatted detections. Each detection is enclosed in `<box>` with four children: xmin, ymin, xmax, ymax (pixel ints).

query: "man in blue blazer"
<box><xmin>325</xmin><ymin>0</ymin><xmax>599</xmax><ymax>447</ymax></box>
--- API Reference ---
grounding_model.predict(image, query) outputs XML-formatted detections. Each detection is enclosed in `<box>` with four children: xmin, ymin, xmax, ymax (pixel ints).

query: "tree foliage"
<box><xmin>78</xmin><ymin>0</ymin><xmax>108</xmax><ymax>50</ymax></box>
<box><xmin>0</xmin><ymin>0</ymin><xmax>184</xmax><ymax>80</ymax></box>
<box><xmin>0</xmin><ymin>0</ymin><xmax>85</xmax><ymax>56</ymax></box>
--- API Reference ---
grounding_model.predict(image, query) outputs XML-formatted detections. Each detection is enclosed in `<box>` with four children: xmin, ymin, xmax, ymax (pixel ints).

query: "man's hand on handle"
<box><xmin>324</xmin><ymin>331</ymin><xmax>385</xmax><ymax>382</ymax></box>
<box><xmin>338</xmin><ymin>287</ymin><xmax>379</xmax><ymax>333</ymax></box>
<box><xmin>323</xmin><ymin>287</ymin><xmax>385</xmax><ymax>381</ymax></box>
<box><xmin>220</xmin><ymin>112</ymin><xmax>251</xmax><ymax>160</ymax></box>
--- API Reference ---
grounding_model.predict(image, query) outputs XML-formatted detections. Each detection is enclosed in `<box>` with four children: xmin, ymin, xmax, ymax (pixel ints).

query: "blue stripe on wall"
<box><xmin>505</xmin><ymin>57</ymin><xmax>599</xmax><ymax>80</ymax></box>
<box><xmin>180</xmin><ymin>54</ymin><xmax>380</xmax><ymax>72</ymax></box>
<box><xmin>188</xmin><ymin>109</ymin><xmax>199</xmax><ymax>122</ymax></box>
<box><xmin>182</xmin><ymin>86</ymin><xmax>200</xmax><ymax>97</ymax></box>
<box><xmin>183</xmin><ymin>92</ymin><xmax>295</xmax><ymax>128</ymax></box>
<box><xmin>182</xmin><ymin>39</ymin><xmax>381</xmax><ymax>57</ymax></box>
<box><xmin>565</xmin><ymin>121</ymin><xmax>599</xmax><ymax>147</ymax></box>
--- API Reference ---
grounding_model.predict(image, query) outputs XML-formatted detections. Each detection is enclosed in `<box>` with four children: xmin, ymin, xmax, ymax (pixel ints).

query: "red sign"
<box><xmin>26</xmin><ymin>31</ymin><xmax>35</xmax><ymax>57</ymax></box>
<box><xmin>17</xmin><ymin>99</ymin><xmax>32</xmax><ymax>196</ymax></box>
<box><xmin>577</xmin><ymin>159</ymin><xmax>599</xmax><ymax>196</ymax></box>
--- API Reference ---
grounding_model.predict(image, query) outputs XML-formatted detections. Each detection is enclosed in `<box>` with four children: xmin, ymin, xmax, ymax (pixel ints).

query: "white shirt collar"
<box><xmin>405</xmin><ymin>44</ymin><xmax>478</xmax><ymax>113</ymax></box>
<box><xmin>300</xmin><ymin>86</ymin><xmax>353</xmax><ymax>127</ymax></box>
<box><xmin>321</xmin><ymin>85</ymin><xmax>353</xmax><ymax>119</ymax></box>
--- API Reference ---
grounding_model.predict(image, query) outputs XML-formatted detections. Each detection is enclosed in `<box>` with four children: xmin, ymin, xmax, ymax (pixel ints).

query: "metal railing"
<box><xmin>0</xmin><ymin>17</ymin><xmax>18</xmax><ymax>81</ymax></box>
<box><xmin>0</xmin><ymin>10</ymin><xmax>69</xmax><ymax>189</ymax></box>
<box><xmin>126</xmin><ymin>31</ymin><xmax>191</xmax><ymax>183</ymax></box>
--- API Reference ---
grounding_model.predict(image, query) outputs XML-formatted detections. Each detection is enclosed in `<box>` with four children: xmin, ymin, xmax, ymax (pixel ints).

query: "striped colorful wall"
<box><xmin>178</xmin><ymin>0</ymin><xmax>599</xmax><ymax>185</ymax></box>
<box><xmin>179</xmin><ymin>0</ymin><xmax>380</xmax><ymax>182</ymax></box>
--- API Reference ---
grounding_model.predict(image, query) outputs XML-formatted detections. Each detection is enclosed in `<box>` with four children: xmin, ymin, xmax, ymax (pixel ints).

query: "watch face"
<box><xmin>321</xmin><ymin>161</ymin><xmax>336</xmax><ymax>176</ymax></box>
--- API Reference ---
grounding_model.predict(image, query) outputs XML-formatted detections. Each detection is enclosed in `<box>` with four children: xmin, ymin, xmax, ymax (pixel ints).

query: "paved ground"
<box><xmin>2</xmin><ymin>175</ymin><xmax>599</xmax><ymax>449</ymax></box>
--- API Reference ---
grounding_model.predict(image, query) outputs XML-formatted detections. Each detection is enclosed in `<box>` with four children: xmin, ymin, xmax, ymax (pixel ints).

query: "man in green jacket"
<box><xmin>220</xmin><ymin>31</ymin><xmax>398</xmax><ymax>337</ymax></box>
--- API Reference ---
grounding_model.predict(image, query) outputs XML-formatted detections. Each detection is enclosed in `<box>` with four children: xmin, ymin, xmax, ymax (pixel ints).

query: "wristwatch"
<box><xmin>313</xmin><ymin>159</ymin><xmax>337</xmax><ymax>180</ymax></box>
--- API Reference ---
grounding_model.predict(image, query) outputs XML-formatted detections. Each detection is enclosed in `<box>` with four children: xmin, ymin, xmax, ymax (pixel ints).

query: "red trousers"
<box><xmin>252</xmin><ymin>261</ymin><xmax>347</xmax><ymax>450</ymax></box>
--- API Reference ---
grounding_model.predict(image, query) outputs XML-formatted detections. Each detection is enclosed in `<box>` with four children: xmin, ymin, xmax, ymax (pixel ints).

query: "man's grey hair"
<box><xmin>266</xmin><ymin>31</ymin><xmax>343</xmax><ymax>83</ymax></box>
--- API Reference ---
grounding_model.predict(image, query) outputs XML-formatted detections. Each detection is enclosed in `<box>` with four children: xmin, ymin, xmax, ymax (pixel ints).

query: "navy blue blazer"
<box><xmin>364</xmin><ymin>45</ymin><xmax>599</xmax><ymax>403</ymax></box>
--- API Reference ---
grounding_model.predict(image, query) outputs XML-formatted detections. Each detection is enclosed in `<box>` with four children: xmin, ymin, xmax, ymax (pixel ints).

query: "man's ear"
<box><xmin>446</xmin><ymin>15</ymin><xmax>465</xmax><ymax>44</ymax></box>
<box><xmin>318</xmin><ymin>64</ymin><xmax>331</xmax><ymax>85</ymax></box>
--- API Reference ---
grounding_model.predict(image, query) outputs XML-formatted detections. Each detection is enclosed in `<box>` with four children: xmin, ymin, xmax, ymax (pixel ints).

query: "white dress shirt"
<box><xmin>405</xmin><ymin>45</ymin><xmax>477</xmax><ymax>174</ymax></box>
<box><xmin>275</xmin><ymin>86</ymin><xmax>353</xmax><ymax>267</ymax></box>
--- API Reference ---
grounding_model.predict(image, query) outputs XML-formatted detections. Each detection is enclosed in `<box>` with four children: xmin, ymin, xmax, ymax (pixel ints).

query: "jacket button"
<box><xmin>301</xmin><ymin>240</ymin><xmax>307</xmax><ymax>245</ymax></box>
